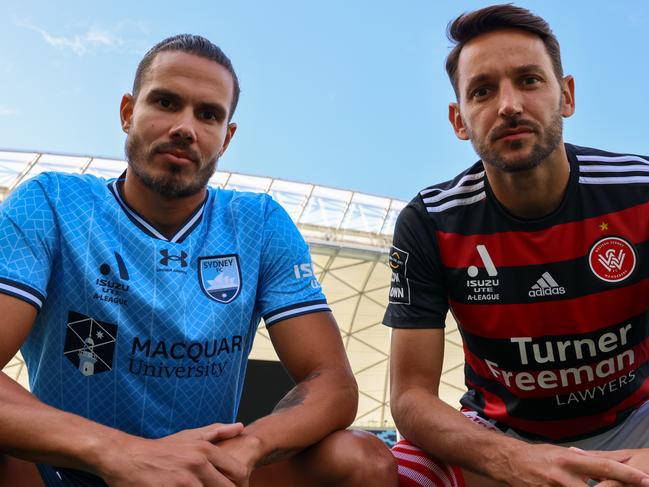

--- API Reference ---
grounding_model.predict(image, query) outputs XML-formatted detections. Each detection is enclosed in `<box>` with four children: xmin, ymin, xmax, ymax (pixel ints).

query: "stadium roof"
<box><xmin>0</xmin><ymin>149</ymin><xmax>403</xmax><ymax>241</ymax></box>
<box><xmin>1</xmin><ymin>149</ymin><xmax>466</xmax><ymax>429</ymax></box>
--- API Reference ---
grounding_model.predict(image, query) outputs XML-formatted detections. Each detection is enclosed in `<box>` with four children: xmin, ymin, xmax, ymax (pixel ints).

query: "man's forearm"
<box><xmin>227</xmin><ymin>366</ymin><xmax>358</xmax><ymax>467</ymax></box>
<box><xmin>393</xmin><ymin>386</ymin><xmax>523</xmax><ymax>482</ymax></box>
<box><xmin>0</xmin><ymin>372</ymin><xmax>128</xmax><ymax>476</ymax></box>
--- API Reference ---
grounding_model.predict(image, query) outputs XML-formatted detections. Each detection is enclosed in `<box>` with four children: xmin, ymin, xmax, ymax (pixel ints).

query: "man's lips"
<box><xmin>158</xmin><ymin>150</ymin><xmax>196</xmax><ymax>165</ymax></box>
<box><xmin>492</xmin><ymin>127</ymin><xmax>535</xmax><ymax>142</ymax></box>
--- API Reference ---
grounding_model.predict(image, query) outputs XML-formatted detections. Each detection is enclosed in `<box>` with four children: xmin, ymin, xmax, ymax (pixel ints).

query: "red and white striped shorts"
<box><xmin>391</xmin><ymin>410</ymin><xmax>497</xmax><ymax>486</ymax></box>
<box><xmin>391</xmin><ymin>401</ymin><xmax>649</xmax><ymax>486</ymax></box>
<box><xmin>391</xmin><ymin>439</ymin><xmax>465</xmax><ymax>487</ymax></box>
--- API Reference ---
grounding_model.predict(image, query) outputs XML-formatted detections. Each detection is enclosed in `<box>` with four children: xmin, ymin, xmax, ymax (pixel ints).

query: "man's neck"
<box><xmin>121</xmin><ymin>171</ymin><xmax>206</xmax><ymax>239</ymax></box>
<box><xmin>484</xmin><ymin>143</ymin><xmax>571</xmax><ymax>219</ymax></box>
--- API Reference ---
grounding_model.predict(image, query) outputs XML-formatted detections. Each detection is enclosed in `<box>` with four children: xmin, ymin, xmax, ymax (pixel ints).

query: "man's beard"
<box><xmin>467</xmin><ymin>108</ymin><xmax>563</xmax><ymax>173</ymax></box>
<box><xmin>125</xmin><ymin>133</ymin><xmax>218</xmax><ymax>198</ymax></box>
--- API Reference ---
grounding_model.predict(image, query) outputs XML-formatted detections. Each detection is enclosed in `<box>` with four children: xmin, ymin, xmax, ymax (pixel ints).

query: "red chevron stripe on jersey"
<box><xmin>451</xmin><ymin>278</ymin><xmax>649</xmax><ymax>338</ymax></box>
<box><xmin>435</xmin><ymin>200</ymin><xmax>649</xmax><ymax>269</ymax></box>
<box><xmin>463</xmin><ymin>338</ymin><xmax>649</xmax><ymax>398</ymax></box>
<box><xmin>465</xmin><ymin>377</ymin><xmax>649</xmax><ymax>440</ymax></box>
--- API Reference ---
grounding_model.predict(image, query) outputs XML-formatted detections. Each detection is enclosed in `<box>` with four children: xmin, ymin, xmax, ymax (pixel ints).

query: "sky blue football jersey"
<box><xmin>0</xmin><ymin>172</ymin><xmax>329</xmax><ymax>438</ymax></box>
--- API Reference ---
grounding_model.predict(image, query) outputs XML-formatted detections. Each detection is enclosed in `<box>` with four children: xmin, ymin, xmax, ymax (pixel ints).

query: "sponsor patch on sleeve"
<box><xmin>389</xmin><ymin>271</ymin><xmax>411</xmax><ymax>305</ymax></box>
<box><xmin>388</xmin><ymin>246</ymin><xmax>410</xmax><ymax>305</ymax></box>
<box><xmin>388</xmin><ymin>246</ymin><xmax>409</xmax><ymax>275</ymax></box>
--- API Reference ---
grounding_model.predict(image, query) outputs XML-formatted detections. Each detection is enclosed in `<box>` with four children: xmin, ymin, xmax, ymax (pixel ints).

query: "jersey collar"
<box><xmin>108</xmin><ymin>171</ymin><xmax>208</xmax><ymax>244</ymax></box>
<box><xmin>483</xmin><ymin>143</ymin><xmax>577</xmax><ymax>228</ymax></box>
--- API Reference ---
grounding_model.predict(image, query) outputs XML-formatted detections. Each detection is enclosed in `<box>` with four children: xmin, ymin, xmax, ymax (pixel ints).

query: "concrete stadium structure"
<box><xmin>0</xmin><ymin>149</ymin><xmax>465</xmax><ymax>429</ymax></box>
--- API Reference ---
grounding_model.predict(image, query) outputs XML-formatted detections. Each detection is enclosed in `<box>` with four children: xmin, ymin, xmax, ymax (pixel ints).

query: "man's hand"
<box><xmin>213</xmin><ymin>433</ymin><xmax>265</xmax><ymax>483</ymax></box>
<box><xmin>102</xmin><ymin>422</ymin><xmax>248</xmax><ymax>487</ymax></box>
<box><xmin>574</xmin><ymin>448</ymin><xmax>649</xmax><ymax>487</ymax></box>
<box><xmin>502</xmin><ymin>443</ymin><xmax>649</xmax><ymax>487</ymax></box>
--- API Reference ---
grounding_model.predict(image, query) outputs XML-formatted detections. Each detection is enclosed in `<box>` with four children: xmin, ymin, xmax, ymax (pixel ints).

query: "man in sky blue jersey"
<box><xmin>0</xmin><ymin>34</ymin><xmax>396</xmax><ymax>486</ymax></box>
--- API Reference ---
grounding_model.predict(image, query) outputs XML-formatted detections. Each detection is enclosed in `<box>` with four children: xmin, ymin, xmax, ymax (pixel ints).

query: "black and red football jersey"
<box><xmin>384</xmin><ymin>143</ymin><xmax>649</xmax><ymax>441</ymax></box>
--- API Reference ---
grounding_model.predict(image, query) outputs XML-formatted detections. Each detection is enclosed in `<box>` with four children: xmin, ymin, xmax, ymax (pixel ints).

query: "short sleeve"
<box><xmin>0</xmin><ymin>175</ymin><xmax>59</xmax><ymax>310</ymax></box>
<box><xmin>382</xmin><ymin>201</ymin><xmax>449</xmax><ymax>328</ymax></box>
<box><xmin>257</xmin><ymin>198</ymin><xmax>329</xmax><ymax>326</ymax></box>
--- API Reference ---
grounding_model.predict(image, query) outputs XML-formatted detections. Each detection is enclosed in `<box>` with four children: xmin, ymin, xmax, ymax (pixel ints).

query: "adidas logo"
<box><xmin>528</xmin><ymin>272</ymin><xmax>566</xmax><ymax>298</ymax></box>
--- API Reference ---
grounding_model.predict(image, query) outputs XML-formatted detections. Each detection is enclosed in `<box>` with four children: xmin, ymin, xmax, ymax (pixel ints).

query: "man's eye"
<box><xmin>522</xmin><ymin>76</ymin><xmax>541</xmax><ymax>86</ymax></box>
<box><xmin>199</xmin><ymin>110</ymin><xmax>217</xmax><ymax>121</ymax></box>
<box><xmin>471</xmin><ymin>87</ymin><xmax>490</xmax><ymax>99</ymax></box>
<box><xmin>157</xmin><ymin>98</ymin><xmax>172</xmax><ymax>108</ymax></box>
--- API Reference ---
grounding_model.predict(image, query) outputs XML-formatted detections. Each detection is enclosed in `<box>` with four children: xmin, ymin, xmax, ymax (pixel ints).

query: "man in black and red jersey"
<box><xmin>384</xmin><ymin>4</ymin><xmax>649</xmax><ymax>487</ymax></box>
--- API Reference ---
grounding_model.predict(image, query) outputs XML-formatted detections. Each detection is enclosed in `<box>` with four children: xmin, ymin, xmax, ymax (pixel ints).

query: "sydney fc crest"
<box><xmin>199</xmin><ymin>255</ymin><xmax>242</xmax><ymax>303</ymax></box>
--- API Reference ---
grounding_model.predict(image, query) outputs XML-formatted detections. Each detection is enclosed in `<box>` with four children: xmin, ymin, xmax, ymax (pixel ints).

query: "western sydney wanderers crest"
<box><xmin>63</xmin><ymin>311</ymin><xmax>118</xmax><ymax>376</ymax></box>
<box><xmin>199</xmin><ymin>254</ymin><xmax>242</xmax><ymax>303</ymax></box>
<box><xmin>589</xmin><ymin>236</ymin><xmax>637</xmax><ymax>283</ymax></box>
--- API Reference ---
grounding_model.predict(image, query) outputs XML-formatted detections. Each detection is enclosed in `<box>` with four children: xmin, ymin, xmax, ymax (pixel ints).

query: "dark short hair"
<box><xmin>133</xmin><ymin>34</ymin><xmax>240</xmax><ymax>120</ymax></box>
<box><xmin>445</xmin><ymin>4</ymin><xmax>563</xmax><ymax>98</ymax></box>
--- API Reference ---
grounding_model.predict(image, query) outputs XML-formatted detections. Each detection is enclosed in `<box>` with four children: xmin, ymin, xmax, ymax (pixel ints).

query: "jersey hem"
<box><xmin>382</xmin><ymin>319</ymin><xmax>446</xmax><ymax>329</ymax></box>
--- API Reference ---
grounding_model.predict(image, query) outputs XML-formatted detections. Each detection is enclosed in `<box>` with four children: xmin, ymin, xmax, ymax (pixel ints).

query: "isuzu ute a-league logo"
<box><xmin>199</xmin><ymin>255</ymin><xmax>242</xmax><ymax>303</ymax></box>
<box><xmin>94</xmin><ymin>252</ymin><xmax>130</xmax><ymax>305</ymax></box>
<box><xmin>466</xmin><ymin>244</ymin><xmax>500</xmax><ymax>301</ymax></box>
<box><xmin>63</xmin><ymin>311</ymin><xmax>118</xmax><ymax>376</ymax></box>
<box><xmin>589</xmin><ymin>236</ymin><xmax>637</xmax><ymax>283</ymax></box>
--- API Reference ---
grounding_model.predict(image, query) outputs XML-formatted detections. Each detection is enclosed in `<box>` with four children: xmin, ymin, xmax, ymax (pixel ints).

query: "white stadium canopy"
<box><xmin>0</xmin><ymin>149</ymin><xmax>465</xmax><ymax>429</ymax></box>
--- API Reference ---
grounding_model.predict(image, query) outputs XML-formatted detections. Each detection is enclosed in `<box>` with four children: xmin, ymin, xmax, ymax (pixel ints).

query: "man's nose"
<box><xmin>169</xmin><ymin>109</ymin><xmax>197</xmax><ymax>143</ymax></box>
<box><xmin>497</xmin><ymin>82</ymin><xmax>523</xmax><ymax>118</ymax></box>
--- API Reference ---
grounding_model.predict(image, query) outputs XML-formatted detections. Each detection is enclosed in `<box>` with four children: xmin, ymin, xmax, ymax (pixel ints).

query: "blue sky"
<box><xmin>1</xmin><ymin>1</ymin><xmax>648</xmax><ymax>201</ymax></box>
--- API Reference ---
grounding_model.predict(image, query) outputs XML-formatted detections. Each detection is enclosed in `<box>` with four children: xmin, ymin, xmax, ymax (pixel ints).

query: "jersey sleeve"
<box><xmin>0</xmin><ymin>175</ymin><xmax>59</xmax><ymax>310</ymax></box>
<box><xmin>382</xmin><ymin>201</ymin><xmax>449</xmax><ymax>328</ymax></box>
<box><xmin>257</xmin><ymin>198</ymin><xmax>330</xmax><ymax>327</ymax></box>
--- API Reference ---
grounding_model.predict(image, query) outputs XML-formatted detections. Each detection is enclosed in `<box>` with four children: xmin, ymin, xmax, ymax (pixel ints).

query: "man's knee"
<box><xmin>309</xmin><ymin>429</ymin><xmax>397</xmax><ymax>485</ymax></box>
<box><xmin>0</xmin><ymin>455</ymin><xmax>44</xmax><ymax>487</ymax></box>
<box><xmin>250</xmin><ymin>430</ymin><xmax>396</xmax><ymax>486</ymax></box>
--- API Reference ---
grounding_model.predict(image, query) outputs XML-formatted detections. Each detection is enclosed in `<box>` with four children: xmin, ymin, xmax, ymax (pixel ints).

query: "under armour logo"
<box><xmin>160</xmin><ymin>249</ymin><xmax>188</xmax><ymax>267</ymax></box>
<box><xmin>598</xmin><ymin>249</ymin><xmax>626</xmax><ymax>272</ymax></box>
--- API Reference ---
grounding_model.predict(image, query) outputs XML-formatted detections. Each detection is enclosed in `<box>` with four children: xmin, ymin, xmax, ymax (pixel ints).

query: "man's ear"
<box><xmin>561</xmin><ymin>75</ymin><xmax>575</xmax><ymax>118</ymax></box>
<box><xmin>120</xmin><ymin>94</ymin><xmax>135</xmax><ymax>133</ymax></box>
<box><xmin>218</xmin><ymin>123</ymin><xmax>238</xmax><ymax>157</ymax></box>
<box><xmin>449</xmin><ymin>102</ymin><xmax>469</xmax><ymax>140</ymax></box>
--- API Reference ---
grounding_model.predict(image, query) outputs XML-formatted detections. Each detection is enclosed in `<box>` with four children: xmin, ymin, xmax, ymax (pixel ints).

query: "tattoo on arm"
<box><xmin>259</xmin><ymin>447</ymin><xmax>301</xmax><ymax>466</ymax></box>
<box><xmin>271</xmin><ymin>371</ymin><xmax>321</xmax><ymax>413</ymax></box>
<box><xmin>256</xmin><ymin>372</ymin><xmax>325</xmax><ymax>466</ymax></box>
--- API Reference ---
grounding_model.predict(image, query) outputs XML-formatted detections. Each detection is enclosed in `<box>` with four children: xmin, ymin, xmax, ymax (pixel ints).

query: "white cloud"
<box><xmin>207</xmin><ymin>274</ymin><xmax>237</xmax><ymax>290</ymax></box>
<box><xmin>15</xmin><ymin>19</ymin><xmax>125</xmax><ymax>56</ymax></box>
<box><xmin>85</xmin><ymin>28</ymin><xmax>122</xmax><ymax>47</ymax></box>
<box><xmin>0</xmin><ymin>107</ymin><xmax>16</xmax><ymax>117</ymax></box>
